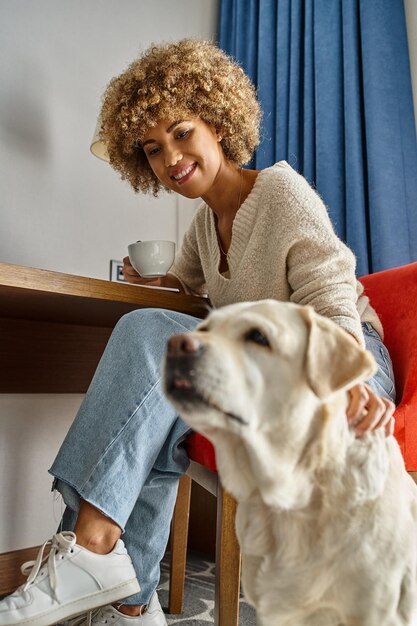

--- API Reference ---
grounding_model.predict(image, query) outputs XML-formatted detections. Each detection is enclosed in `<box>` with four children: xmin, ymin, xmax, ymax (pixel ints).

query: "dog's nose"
<box><xmin>167</xmin><ymin>333</ymin><xmax>204</xmax><ymax>357</ymax></box>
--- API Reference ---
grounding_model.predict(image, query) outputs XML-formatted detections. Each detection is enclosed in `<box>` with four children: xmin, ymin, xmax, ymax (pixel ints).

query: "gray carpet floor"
<box><xmin>158</xmin><ymin>552</ymin><xmax>256</xmax><ymax>625</ymax></box>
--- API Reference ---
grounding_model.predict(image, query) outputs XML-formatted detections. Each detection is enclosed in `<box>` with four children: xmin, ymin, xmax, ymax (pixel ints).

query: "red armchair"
<box><xmin>359</xmin><ymin>261</ymin><xmax>417</xmax><ymax>472</ymax></box>
<box><xmin>169</xmin><ymin>261</ymin><xmax>417</xmax><ymax>625</ymax></box>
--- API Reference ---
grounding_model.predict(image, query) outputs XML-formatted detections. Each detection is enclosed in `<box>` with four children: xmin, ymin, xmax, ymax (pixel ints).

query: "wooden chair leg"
<box><xmin>214</xmin><ymin>485</ymin><xmax>241</xmax><ymax>626</ymax></box>
<box><xmin>168</xmin><ymin>474</ymin><xmax>192</xmax><ymax>614</ymax></box>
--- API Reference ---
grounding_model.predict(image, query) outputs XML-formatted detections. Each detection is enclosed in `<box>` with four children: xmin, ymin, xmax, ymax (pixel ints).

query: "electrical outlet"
<box><xmin>109</xmin><ymin>259</ymin><xmax>126</xmax><ymax>283</ymax></box>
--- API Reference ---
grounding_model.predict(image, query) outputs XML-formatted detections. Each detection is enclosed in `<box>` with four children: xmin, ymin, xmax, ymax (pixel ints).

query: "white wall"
<box><xmin>405</xmin><ymin>0</ymin><xmax>417</xmax><ymax>135</ymax></box>
<box><xmin>0</xmin><ymin>396</ymin><xmax>84</xmax><ymax>551</ymax></box>
<box><xmin>0</xmin><ymin>0</ymin><xmax>218</xmax><ymax>279</ymax></box>
<box><xmin>0</xmin><ymin>0</ymin><xmax>218</xmax><ymax>553</ymax></box>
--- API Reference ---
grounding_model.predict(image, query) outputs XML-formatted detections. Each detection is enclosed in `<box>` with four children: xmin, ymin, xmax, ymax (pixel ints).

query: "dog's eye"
<box><xmin>244</xmin><ymin>328</ymin><xmax>270</xmax><ymax>347</ymax></box>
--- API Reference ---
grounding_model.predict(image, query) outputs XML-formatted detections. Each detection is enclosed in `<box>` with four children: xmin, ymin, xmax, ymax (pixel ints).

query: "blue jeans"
<box><xmin>49</xmin><ymin>310</ymin><xmax>395</xmax><ymax>605</ymax></box>
<box><xmin>49</xmin><ymin>309</ymin><xmax>200</xmax><ymax>605</ymax></box>
<box><xmin>362</xmin><ymin>322</ymin><xmax>396</xmax><ymax>403</ymax></box>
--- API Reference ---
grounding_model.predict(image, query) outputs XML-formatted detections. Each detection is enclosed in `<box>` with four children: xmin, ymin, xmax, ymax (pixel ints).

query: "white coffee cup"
<box><xmin>128</xmin><ymin>240</ymin><xmax>176</xmax><ymax>278</ymax></box>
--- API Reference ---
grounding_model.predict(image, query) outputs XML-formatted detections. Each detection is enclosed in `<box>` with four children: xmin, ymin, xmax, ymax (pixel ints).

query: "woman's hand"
<box><xmin>347</xmin><ymin>383</ymin><xmax>395</xmax><ymax>438</ymax></box>
<box><xmin>122</xmin><ymin>256</ymin><xmax>163</xmax><ymax>286</ymax></box>
<box><xmin>122</xmin><ymin>256</ymin><xmax>184</xmax><ymax>291</ymax></box>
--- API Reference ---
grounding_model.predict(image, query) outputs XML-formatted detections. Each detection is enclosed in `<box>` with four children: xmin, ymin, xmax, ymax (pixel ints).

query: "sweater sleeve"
<box><xmin>169</xmin><ymin>209</ymin><xmax>207</xmax><ymax>296</ymax></box>
<box><xmin>283</xmin><ymin>173</ymin><xmax>364</xmax><ymax>346</ymax></box>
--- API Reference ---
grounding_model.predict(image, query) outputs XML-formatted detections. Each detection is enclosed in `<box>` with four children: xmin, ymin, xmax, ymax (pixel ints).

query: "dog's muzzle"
<box><xmin>164</xmin><ymin>333</ymin><xmax>206</xmax><ymax>402</ymax></box>
<box><xmin>167</xmin><ymin>333</ymin><xmax>205</xmax><ymax>359</ymax></box>
<box><xmin>164</xmin><ymin>333</ymin><xmax>248</xmax><ymax>425</ymax></box>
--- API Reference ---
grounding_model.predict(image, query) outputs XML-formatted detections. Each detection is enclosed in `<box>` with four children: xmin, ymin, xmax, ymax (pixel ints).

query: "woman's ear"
<box><xmin>215</xmin><ymin>127</ymin><xmax>223</xmax><ymax>142</ymax></box>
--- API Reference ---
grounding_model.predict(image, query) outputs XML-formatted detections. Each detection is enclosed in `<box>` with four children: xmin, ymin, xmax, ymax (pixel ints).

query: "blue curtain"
<box><xmin>219</xmin><ymin>0</ymin><xmax>417</xmax><ymax>275</ymax></box>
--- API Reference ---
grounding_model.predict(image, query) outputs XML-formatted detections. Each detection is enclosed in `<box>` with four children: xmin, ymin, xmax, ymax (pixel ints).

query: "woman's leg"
<box><xmin>49</xmin><ymin>308</ymin><xmax>200</xmax><ymax>606</ymax></box>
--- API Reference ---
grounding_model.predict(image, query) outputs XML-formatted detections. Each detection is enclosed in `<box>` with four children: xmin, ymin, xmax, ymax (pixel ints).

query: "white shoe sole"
<box><xmin>10</xmin><ymin>578</ymin><xmax>140</xmax><ymax>626</ymax></box>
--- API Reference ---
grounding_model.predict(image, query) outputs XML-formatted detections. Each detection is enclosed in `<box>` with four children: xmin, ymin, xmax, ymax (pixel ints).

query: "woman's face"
<box><xmin>141</xmin><ymin>117</ymin><xmax>225</xmax><ymax>198</ymax></box>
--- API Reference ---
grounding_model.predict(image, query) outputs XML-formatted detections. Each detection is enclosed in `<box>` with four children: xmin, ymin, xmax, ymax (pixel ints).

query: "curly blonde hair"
<box><xmin>100</xmin><ymin>38</ymin><xmax>262</xmax><ymax>195</ymax></box>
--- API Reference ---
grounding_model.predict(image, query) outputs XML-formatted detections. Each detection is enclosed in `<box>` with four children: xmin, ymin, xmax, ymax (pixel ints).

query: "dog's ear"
<box><xmin>299</xmin><ymin>306</ymin><xmax>377</xmax><ymax>398</ymax></box>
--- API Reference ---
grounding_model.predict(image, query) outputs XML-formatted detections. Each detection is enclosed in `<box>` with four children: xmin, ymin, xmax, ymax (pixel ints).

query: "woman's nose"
<box><xmin>165</xmin><ymin>147</ymin><xmax>183</xmax><ymax>168</ymax></box>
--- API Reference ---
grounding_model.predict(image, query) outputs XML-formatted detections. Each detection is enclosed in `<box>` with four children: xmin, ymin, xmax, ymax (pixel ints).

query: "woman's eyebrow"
<box><xmin>142</xmin><ymin>120</ymin><xmax>185</xmax><ymax>147</ymax></box>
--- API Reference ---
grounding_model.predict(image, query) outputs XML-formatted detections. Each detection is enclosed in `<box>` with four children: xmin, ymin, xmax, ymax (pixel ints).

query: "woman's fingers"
<box><xmin>122</xmin><ymin>256</ymin><xmax>137</xmax><ymax>280</ymax></box>
<box><xmin>122</xmin><ymin>256</ymin><xmax>162</xmax><ymax>286</ymax></box>
<box><xmin>385</xmin><ymin>414</ymin><xmax>396</xmax><ymax>438</ymax></box>
<box><xmin>347</xmin><ymin>383</ymin><xmax>396</xmax><ymax>438</ymax></box>
<box><xmin>347</xmin><ymin>384</ymin><xmax>369</xmax><ymax>425</ymax></box>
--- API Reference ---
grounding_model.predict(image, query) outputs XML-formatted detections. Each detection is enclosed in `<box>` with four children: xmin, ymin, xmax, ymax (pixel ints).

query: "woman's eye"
<box><xmin>244</xmin><ymin>329</ymin><xmax>270</xmax><ymax>347</ymax></box>
<box><xmin>147</xmin><ymin>146</ymin><xmax>160</xmax><ymax>157</ymax></box>
<box><xmin>176</xmin><ymin>129</ymin><xmax>190</xmax><ymax>139</ymax></box>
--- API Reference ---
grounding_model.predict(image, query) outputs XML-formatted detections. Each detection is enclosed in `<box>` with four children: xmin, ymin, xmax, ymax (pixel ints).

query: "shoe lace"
<box><xmin>20</xmin><ymin>531</ymin><xmax>77</xmax><ymax>599</ymax></box>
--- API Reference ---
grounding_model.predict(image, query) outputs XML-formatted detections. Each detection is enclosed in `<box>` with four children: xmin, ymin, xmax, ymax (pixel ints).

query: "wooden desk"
<box><xmin>0</xmin><ymin>263</ymin><xmax>208</xmax><ymax>393</ymax></box>
<box><xmin>0</xmin><ymin>262</ymin><xmax>212</xmax><ymax>594</ymax></box>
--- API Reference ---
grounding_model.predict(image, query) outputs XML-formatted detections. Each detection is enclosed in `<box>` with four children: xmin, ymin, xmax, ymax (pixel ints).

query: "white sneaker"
<box><xmin>61</xmin><ymin>592</ymin><xmax>167</xmax><ymax>625</ymax></box>
<box><xmin>0</xmin><ymin>532</ymin><xmax>140</xmax><ymax>626</ymax></box>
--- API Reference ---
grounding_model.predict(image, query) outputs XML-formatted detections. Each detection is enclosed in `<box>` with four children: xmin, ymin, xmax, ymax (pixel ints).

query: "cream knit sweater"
<box><xmin>170</xmin><ymin>161</ymin><xmax>382</xmax><ymax>346</ymax></box>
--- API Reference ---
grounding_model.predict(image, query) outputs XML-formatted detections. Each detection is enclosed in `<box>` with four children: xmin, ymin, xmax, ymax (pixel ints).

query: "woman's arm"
<box><xmin>277</xmin><ymin>167</ymin><xmax>395</xmax><ymax>436</ymax></box>
<box><xmin>272</xmin><ymin>166</ymin><xmax>362</xmax><ymax>343</ymax></box>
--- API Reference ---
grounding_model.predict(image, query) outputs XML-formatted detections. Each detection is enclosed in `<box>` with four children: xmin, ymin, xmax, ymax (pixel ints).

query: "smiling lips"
<box><xmin>171</xmin><ymin>162</ymin><xmax>197</xmax><ymax>184</ymax></box>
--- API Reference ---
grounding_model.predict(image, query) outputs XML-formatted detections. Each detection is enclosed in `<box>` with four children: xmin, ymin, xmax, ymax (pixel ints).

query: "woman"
<box><xmin>0</xmin><ymin>39</ymin><xmax>395</xmax><ymax>626</ymax></box>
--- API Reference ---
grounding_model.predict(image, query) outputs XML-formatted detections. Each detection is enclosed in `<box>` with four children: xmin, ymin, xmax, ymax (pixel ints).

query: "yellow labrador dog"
<box><xmin>163</xmin><ymin>300</ymin><xmax>417</xmax><ymax>626</ymax></box>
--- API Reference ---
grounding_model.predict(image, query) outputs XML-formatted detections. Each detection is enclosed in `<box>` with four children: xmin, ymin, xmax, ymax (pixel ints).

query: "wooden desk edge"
<box><xmin>0</xmin><ymin>262</ymin><xmax>209</xmax><ymax>318</ymax></box>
